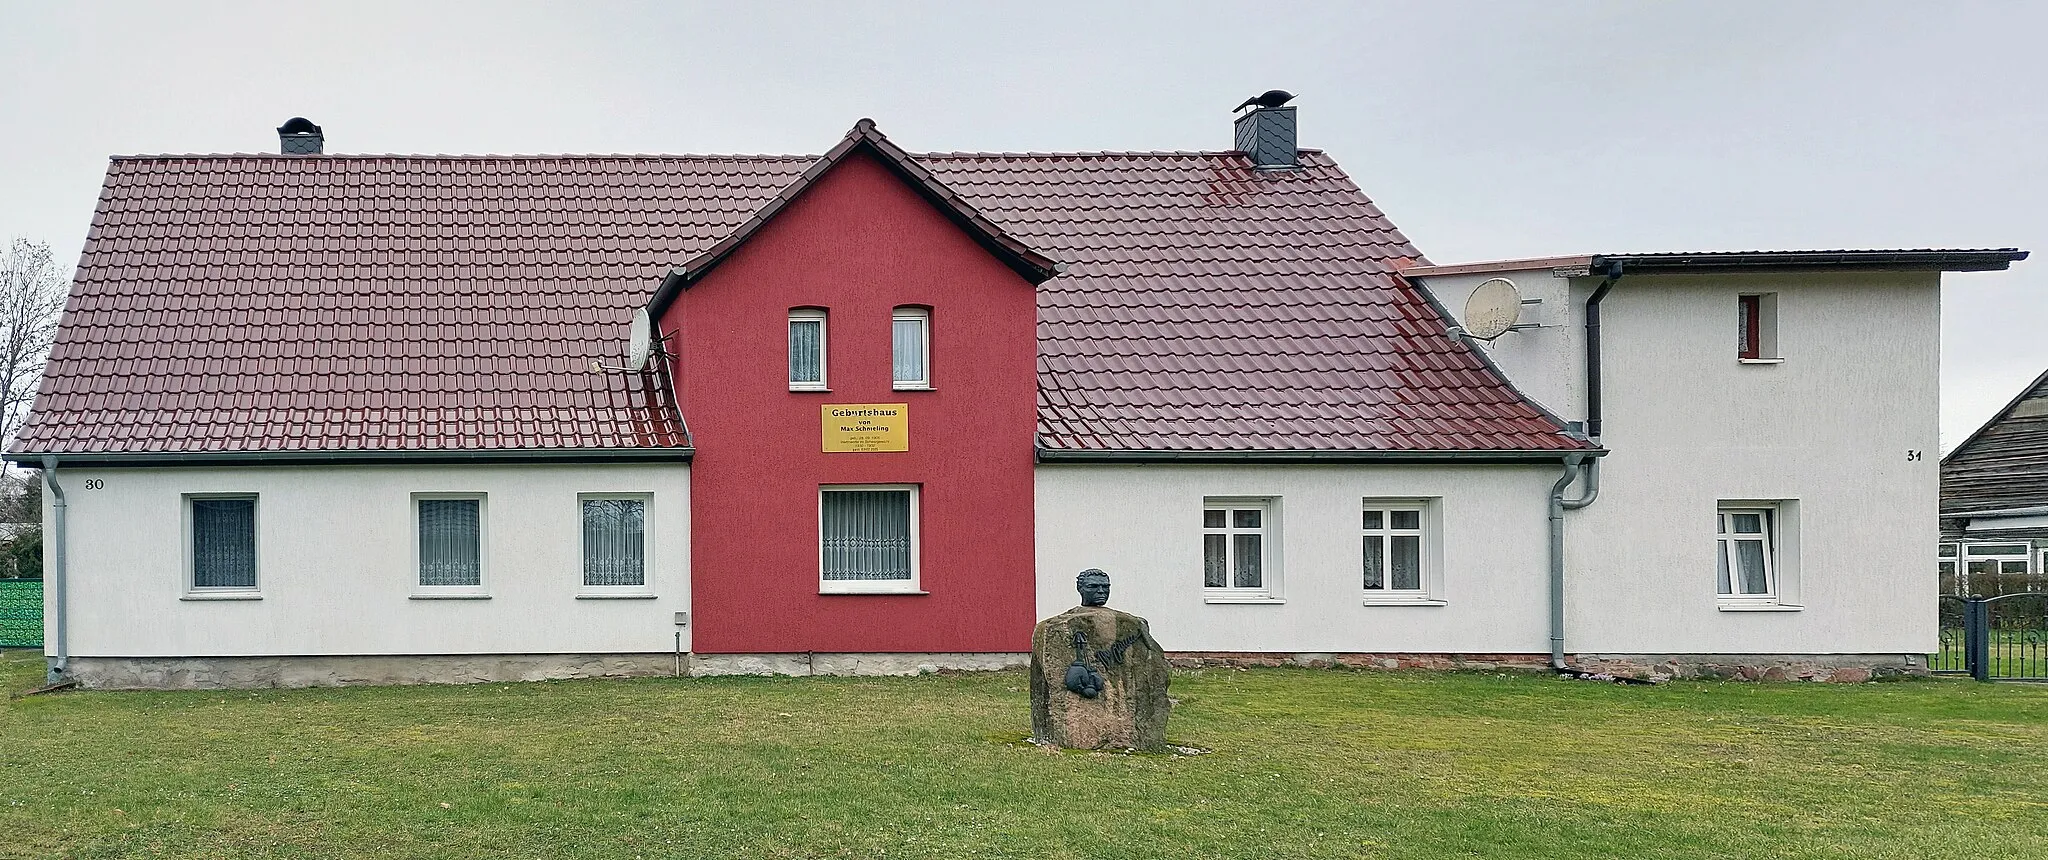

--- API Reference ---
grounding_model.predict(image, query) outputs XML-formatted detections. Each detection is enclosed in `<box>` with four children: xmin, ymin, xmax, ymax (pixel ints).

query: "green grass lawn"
<box><xmin>2</xmin><ymin>651</ymin><xmax>2045</xmax><ymax>860</ymax></box>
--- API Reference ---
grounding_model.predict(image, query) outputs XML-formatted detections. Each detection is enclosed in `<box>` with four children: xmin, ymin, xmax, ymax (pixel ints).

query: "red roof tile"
<box><xmin>11</xmin><ymin>128</ymin><xmax>1585</xmax><ymax>458</ymax></box>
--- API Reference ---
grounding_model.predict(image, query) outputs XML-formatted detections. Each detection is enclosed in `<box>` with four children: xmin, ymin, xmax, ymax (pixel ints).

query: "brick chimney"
<box><xmin>277</xmin><ymin>117</ymin><xmax>324</xmax><ymax>155</ymax></box>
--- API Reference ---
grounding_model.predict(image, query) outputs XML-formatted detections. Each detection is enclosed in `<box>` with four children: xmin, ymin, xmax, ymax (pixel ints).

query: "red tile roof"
<box><xmin>10</xmin><ymin>124</ymin><xmax>1587</xmax><ymax>459</ymax></box>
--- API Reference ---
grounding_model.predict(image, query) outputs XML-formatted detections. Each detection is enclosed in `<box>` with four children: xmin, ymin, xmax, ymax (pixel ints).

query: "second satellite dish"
<box><xmin>1462</xmin><ymin>278</ymin><xmax>1522</xmax><ymax>340</ymax></box>
<box><xmin>626</xmin><ymin>308</ymin><xmax>653</xmax><ymax>372</ymax></box>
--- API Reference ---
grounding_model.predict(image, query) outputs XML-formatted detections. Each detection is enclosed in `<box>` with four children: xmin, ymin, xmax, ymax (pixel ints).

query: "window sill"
<box><xmin>410</xmin><ymin>593</ymin><xmax>492</xmax><ymax>600</ymax></box>
<box><xmin>1361</xmin><ymin>597</ymin><xmax>1448</xmax><ymax>607</ymax></box>
<box><xmin>1717</xmin><ymin>602</ymin><xmax>1802</xmax><ymax>612</ymax></box>
<box><xmin>181</xmin><ymin>592</ymin><xmax>262</xmax><ymax>601</ymax></box>
<box><xmin>892</xmin><ymin>384</ymin><xmax>934</xmax><ymax>391</ymax></box>
<box><xmin>576</xmin><ymin>592</ymin><xmax>658</xmax><ymax>600</ymax></box>
<box><xmin>821</xmin><ymin>589</ymin><xmax>930</xmax><ymax>596</ymax></box>
<box><xmin>789</xmin><ymin>386</ymin><xmax>832</xmax><ymax>393</ymax></box>
<box><xmin>1204</xmin><ymin>595</ymin><xmax>1285</xmax><ymax>605</ymax></box>
<box><xmin>1736</xmin><ymin>357</ymin><xmax>1785</xmax><ymax>365</ymax></box>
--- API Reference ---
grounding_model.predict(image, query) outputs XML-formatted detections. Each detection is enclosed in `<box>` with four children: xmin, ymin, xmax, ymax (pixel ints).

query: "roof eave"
<box><xmin>6</xmin><ymin>447</ymin><xmax>696</xmax><ymax>468</ymax></box>
<box><xmin>1034</xmin><ymin>447</ymin><xmax>1604</xmax><ymax>465</ymax></box>
<box><xmin>1592</xmin><ymin>249</ymin><xmax>2028</xmax><ymax>275</ymax></box>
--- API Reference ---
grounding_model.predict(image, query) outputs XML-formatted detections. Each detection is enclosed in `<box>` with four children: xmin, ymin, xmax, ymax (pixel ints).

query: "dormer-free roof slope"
<box><xmin>8</xmin><ymin>122</ymin><xmax>1586</xmax><ymax>462</ymax></box>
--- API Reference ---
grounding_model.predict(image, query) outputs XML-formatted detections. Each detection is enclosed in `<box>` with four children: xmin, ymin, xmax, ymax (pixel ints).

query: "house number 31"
<box><xmin>1905</xmin><ymin>450</ymin><xmax>1923</xmax><ymax>461</ymax></box>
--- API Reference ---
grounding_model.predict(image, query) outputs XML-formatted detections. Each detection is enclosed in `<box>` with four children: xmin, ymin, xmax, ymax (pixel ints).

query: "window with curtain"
<box><xmin>892</xmin><ymin>308</ymin><xmax>929</xmax><ymax>388</ymax></box>
<box><xmin>191</xmin><ymin>496</ymin><xmax>257</xmax><ymax>590</ymax></box>
<box><xmin>1362</xmin><ymin>506</ymin><xmax>1425</xmax><ymax>593</ymax></box>
<box><xmin>790</xmin><ymin>309</ymin><xmax>827</xmax><ymax>389</ymax></box>
<box><xmin>1202</xmin><ymin>499</ymin><xmax>1273</xmax><ymax>597</ymax></box>
<box><xmin>582</xmin><ymin>497</ymin><xmax>647</xmax><ymax>588</ymax></box>
<box><xmin>417</xmin><ymin>497</ymin><xmax>483</xmax><ymax>588</ymax></box>
<box><xmin>820</xmin><ymin>486</ymin><xmax>917</xmax><ymax>591</ymax></box>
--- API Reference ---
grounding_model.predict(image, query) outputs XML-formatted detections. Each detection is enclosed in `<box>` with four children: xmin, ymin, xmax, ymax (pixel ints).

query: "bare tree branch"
<box><xmin>0</xmin><ymin>237</ymin><xmax>69</xmax><ymax>467</ymax></box>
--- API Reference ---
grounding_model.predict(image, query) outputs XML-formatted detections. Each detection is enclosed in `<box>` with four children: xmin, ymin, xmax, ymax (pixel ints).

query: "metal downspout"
<box><xmin>39</xmin><ymin>456</ymin><xmax>67</xmax><ymax>685</ymax></box>
<box><xmin>1548</xmin><ymin>454</ymin><xmax>1591</xmax><ymax>669</ymax></box>
<box><xmin>1584</xmin><ymin>265</ymin><xmax>1621</xmax><ymax>441</ymax></box>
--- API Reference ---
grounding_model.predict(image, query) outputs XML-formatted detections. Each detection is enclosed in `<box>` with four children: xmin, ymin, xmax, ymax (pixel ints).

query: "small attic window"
<box><xmin>1738</xmin><ymin>293</ymin><xmax>1779</xmax><ymax>362</ymax></box>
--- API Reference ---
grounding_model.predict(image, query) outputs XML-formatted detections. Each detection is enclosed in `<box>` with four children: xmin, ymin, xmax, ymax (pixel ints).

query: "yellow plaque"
<box><xmin>822</xmin><ymin>403</ymin><xmax>909</xmax><ymax>453</ymax></box>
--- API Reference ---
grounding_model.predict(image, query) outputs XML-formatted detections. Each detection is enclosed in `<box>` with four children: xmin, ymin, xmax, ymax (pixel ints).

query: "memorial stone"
<box><xmin>1029</xmin><ymin>569</ymin><xmax>1171</xmax><ymax>751</ymax></box>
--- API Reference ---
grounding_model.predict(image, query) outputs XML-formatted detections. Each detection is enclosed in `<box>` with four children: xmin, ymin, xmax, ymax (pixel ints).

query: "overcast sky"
<box><xmin>2</xmin><ymin>1</ymin><xmax>2041</xmax><ymax>448</ymax></box>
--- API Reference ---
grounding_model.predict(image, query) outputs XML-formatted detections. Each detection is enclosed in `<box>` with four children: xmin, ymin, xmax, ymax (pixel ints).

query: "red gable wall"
<box><xmin>666</xmin><ymin>151</ymin><xmax>1039</xmax><ymax>653</ymax></box>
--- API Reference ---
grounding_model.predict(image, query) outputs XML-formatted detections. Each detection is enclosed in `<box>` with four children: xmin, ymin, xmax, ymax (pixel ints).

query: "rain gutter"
<box><xmin>1034</xmin><ymin>448</ymin><xmax>1596</xmax><ymax>465</ymax></box>
<box><xmin>1</xmin><ymin>448</ymin><xmax>695</xmax><ymax>468</ymax></box>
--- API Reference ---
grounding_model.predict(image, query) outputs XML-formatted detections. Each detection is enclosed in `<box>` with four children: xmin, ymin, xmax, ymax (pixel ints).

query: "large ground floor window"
<box><xmin>820</xmin><ymin>485</ymin><xmax>920</xmax><ymax>594</ymax></box>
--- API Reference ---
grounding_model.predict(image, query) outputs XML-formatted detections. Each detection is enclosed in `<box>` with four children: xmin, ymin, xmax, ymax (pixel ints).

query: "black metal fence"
<box><xmin>1933</xmin><ymin>592</ymin><xmax>2048</xmax><ymax>681</ymax></box>
<box><xmin>0</xmin><ymin>578</ymin><xmax>41</xmax><ymax>648</ymax></box>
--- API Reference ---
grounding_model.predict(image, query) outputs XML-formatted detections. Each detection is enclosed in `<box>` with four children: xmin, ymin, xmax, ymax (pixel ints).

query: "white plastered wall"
<box><xmin>1564</xmin><ymin>272</ymin><xmax>1940</xmax><ymax>654</ymax></box>
<box><xmin>46</xmin><ymin>463</ymin><xmax>690</xmax><ymax>657</ymax></box>
<box><xmin>1421</xmin><ymin>268</ymin><xmax>1940</xmax><ymax>656</ymax></box>
<box><xmin>1035</xmin><ymin>463</ymin><xmax>1560</xmax><ymax>654</ymax></box>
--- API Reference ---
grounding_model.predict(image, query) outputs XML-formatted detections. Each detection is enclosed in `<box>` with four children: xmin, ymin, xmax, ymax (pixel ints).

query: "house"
<box><xmin>1939</xmin><ymin>369</ymin><xmax>2048</xmax><ymax>596</ymax></box>
<box><xmin>5</xmin><ymin>107</ymin><xmax>2025</xmax><ymax>689</ymax></box>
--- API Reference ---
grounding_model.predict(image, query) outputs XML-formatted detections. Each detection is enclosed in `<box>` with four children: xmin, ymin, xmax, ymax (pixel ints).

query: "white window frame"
<box><xmin>1958</xmin><ymin>542</ymin><xmax>2031</xmax><ymax>598</ymax></box>
<box><xmin>892</xmin><ymin>307</ymin><xmax>931</xmax><ymax>390</ymax></box>
<box><xmin>1202</xmin><ymin>497</ymin><xmax>1281</xmax><ymax>603</ymax></box>
<box><xmin>1736</xmin><ymin>292</ymin><xmax>1783</xmax><ymax>364</ymax></box>
<box><xmin>182</xmin><ymin>493</ymin><xmax>262</xmax><ymax>600</ymax></box>
<box><xmin>1361</xmin><ymin>499</ymin><xmax>1445</xmax><ymax>606</ymax></box>
<box><xmin>789</xmin><ymin>308</ymin><xmax>828</xmax><ymax>391</ymax></box>
<box><xmin>818</xmin><ymin>484</ymin><xmax>922</xmax><ymax>595</ymax></box>
<box><xmin>576</xmin><ymin>493</ymin><xmax>655</xmax><ymax>599</ymax></box>
<box><xmin>412</xmin><ymin>493</ymin><xmax>490</xmax><ymax>599</ymax></box>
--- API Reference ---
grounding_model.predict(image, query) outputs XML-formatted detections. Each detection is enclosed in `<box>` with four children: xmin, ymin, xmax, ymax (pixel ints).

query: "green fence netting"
<box><xmin>0</xmin><ymin>579</ymin><xmax>42</xmax><ymax>648</ymax></box>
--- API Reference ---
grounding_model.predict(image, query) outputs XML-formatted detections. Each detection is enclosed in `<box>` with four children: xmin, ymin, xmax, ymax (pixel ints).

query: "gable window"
<box><xmin>892</xmin><ymin>307</ymin><xmax>931</xmax><ymax>389</ymax></box>
<box><xmin>789</xmin><ymin>309</ymin><xmax>827</xmax><ymax>390</ymax></box>
<box><xmin>187</xmin><ymin>495</ymin><xmax>258</xmax><ymax>596</ymax></box>
<box><xmin>1203</xmin><ymin>498</ymin><xmax>1278</xmax><ymax>601</ymax></box>
<box><xmin>1737</xmin><ymin>293</ymin><xmax>1779</xmax><ymax>362</ymax></box>
<box><xmin>820</xmin><ymin>485</ymin><xmax>920</xmax><ymax>594</ymax></box>
<box><xmin>415</xmin><ymin>495</ymin><xmax>487</xmax><ymax>597</ymax></box>
<box><xmin>581</xmin><ymin>495</ymin><xmax>650</xmax><ymax>594</ymax></box>
<box><xmin>1716</xmin><ymin>506</ymin><xmax>1775</xmax><ymax>599</ymax></box>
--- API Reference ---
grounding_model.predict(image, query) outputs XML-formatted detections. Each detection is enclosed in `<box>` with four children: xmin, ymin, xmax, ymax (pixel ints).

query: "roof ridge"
<box><xmin>107</xmin><ymin>148</ymin><xmax>1331</xmax><ymax>163</ymax></box>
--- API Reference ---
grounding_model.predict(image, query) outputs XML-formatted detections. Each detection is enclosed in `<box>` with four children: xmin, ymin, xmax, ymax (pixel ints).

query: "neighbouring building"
<box><xmin>5</xmin><ymin>107</ymin><xmax>2026</xmax><ymax>689</ymax></box>
<box><xmin>1939</xmin><ymin>369</ymin><xmax>2048</xmax><ymax>596</ymax></box>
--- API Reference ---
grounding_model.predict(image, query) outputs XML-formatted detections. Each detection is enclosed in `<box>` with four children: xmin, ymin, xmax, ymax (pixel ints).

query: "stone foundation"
<box><xmin>1569</xmin><ymin>653</ymin><xmax>1924</xmax><ymax>683</ymax></box>
<box><xmin>689</xmin><ymin>652</ymin><xmax>1029</xmax><ymax>677</ymax></box>
<box><xmin>62</xmin><ymin>650</ymin><xmax>1925</xmax><ymax>689</ymax></box>
<box><xmin>1168</xmin><ymin>651</ymin><xmax>1925</xmax><ymax>682</ymax></box>
<box><xmin>66</xmin><ymin>653</ymin><xmax>687</xmax><ymax>690</ymax></box>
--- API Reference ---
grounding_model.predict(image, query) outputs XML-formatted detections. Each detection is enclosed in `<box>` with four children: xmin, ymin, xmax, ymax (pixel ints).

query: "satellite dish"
<box><xmin>1462</xmin><ymin>278</ymin><xmax>1522</xmax><ymax>340</ymax></box>
<box><xmin>626</xmin><ymin>308</ymin><xmax>653</xmax><ymax>372</ymax></box>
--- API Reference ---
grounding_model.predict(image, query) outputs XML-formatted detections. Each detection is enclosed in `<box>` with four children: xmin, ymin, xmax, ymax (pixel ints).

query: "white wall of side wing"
<box><xmin>1034</xmin><ymin>463</ymin><xmax>1561</xmax><ymax>654</ymax></box>
<box><xmin>46</xmin><ymin>462</ymin><xmax>690</xmax><ymax>657</ymax></box>
<box><xmin>1560</xmin><ymin>271</ymin><xmax>1943</xmax><ymax>655</ymax></box>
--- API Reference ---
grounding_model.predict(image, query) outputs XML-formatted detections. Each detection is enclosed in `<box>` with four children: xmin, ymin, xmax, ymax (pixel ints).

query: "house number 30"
<box><xmin>1905</xmin><ymin>450</ymin><xmax>1923</xmax><ymax>462</ymax></box>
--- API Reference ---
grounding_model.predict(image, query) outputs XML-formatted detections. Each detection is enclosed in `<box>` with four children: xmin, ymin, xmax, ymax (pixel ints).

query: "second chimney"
<box><xmin>277</xmin><ymin>117</ymin><xmax>324</xmax><ymax>155</ymax></box>
<box><xmin>1234</xmin><ymin>106</ymin><xmax>1297</xmax><ymax>169</ymax></box>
